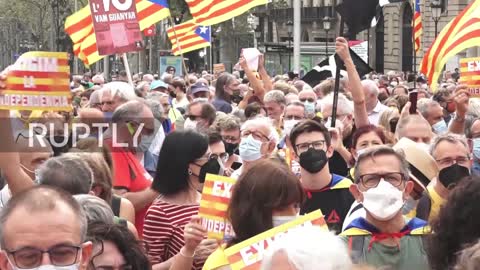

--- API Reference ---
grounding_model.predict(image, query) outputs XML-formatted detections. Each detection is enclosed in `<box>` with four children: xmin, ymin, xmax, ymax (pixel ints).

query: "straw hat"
<box><xmin>393</xmin><ymin>138</ymin><xmax>439</xmax><ymax>196</ymax></box>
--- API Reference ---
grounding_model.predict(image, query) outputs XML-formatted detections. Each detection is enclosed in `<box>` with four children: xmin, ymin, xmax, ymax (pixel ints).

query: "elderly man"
<box><xmin>362</xmin><ymin>80</ymin><xmax>388</xmax><ymax>125</ymax></box>
<box><xmin>466</xmin><ymin>116</ymin><xmax>480</xmax><ymax>176</ymax></box>
<box><xmin>100</xmin><ymin>82</ymin><xmax>137</xmax><ymax>113</ymax></box>
<box><xmin>415</xmin><ymin>134</ymin><xmax>471</xmax><ymax>222</ymax></box>
<box><xmin>298</xmin><ymin>89</ymin><xmax>317</xmax><ymax>118</ymax></box>
<box><xmin>106</xmin><ymin>100</ymin><xmax>158</xmax><ymax>235</ymax></box>
<box><xmin>290</xmin><ymin>120</ymin><xmax>353</xmax><ymax>233</ymax></box>
<box><xmin>190</xmin><ymin>81</ymin><xmax>211</xmax><ymax>101</ymax></box>
<box><xmin>183</xmin><ymin>100</ymin><xmax>216</xmax><ymax>132</ymax></box>
<box><xmin>143</xmin><ymin>73</ymin><xmax>154</xmax><ymax>83</ymax></box>
<box><xmin>263</xmin><ymin>90</ymin><xmax>286</xmax><ymax>131</ymax></box>
<box><xmin>232</xmin><ymin>117</ymin><xmax>277</xmax><ymax>179</ymax></box>
<box><xmin>341</xmin><ymin>146</ymin><xmax>430</xmax><ymax>269</ymax></box>
<box><xmin>417</xmin><ymin>99</ymin><xmax>447</xmax><ymax>134</ymax></box>
<box><xmin>0</xmin><ymin>186</ymin><xmax>92</xmax><ymax>270</ymax></box>
<box><xmin>92</xmin><ymin>74</ymin><xmax>105</xmax><ymax>86</ymax></box>
<box><xmin>395</xmin><ymin>114</ymin><xmax>434</xmax><ymax>146</ymax></box>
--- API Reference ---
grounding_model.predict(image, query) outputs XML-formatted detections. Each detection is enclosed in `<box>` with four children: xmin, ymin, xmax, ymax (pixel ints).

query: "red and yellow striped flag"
<box><xmin>413</xmin><ymin>0</ymin><xmax>422</xmax><ymax>53</ymax></box>
<box><xmin>185</xmin><ymin>0</ymin><xmax>268</xmax><ymax>26</ymax></box>
<box><xmin>65</xmin><ymin>0</ymin><xmax>170</xmax><ymax>65</ymax></box>
<box><xmin>419</xmin><ymin>0</ymin><xmax>480</xmax><ymax>91</ymax></box>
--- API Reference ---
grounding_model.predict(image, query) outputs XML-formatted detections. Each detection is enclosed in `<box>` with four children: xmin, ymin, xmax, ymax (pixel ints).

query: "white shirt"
<box><xmin>368</xmin><ymin>100</ymin><xmax>389</xmax><ymax>126</ymax></box>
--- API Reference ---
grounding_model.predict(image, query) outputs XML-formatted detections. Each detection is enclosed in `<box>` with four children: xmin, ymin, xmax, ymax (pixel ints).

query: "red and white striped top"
<box><xmin>143</xmin><ymin>200</ymin><xmax>203</xmax><ymax>269</ymax></box>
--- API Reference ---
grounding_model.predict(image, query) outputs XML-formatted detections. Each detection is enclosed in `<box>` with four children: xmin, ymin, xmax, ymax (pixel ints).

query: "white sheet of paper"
<box><xmin>242</xmin><ymin>48</ymin><xmax>260</xmax><ymax>72</ymax></box>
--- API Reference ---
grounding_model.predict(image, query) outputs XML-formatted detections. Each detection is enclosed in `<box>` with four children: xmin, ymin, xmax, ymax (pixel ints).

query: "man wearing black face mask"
<box><xmin>218</xmin><ymin>115</ymin><xmax>242</xmax><ymax>172</ymax></box>
<box><xmin>290</xmin><ymin>120</ymin><xmax>354</xmax><ymax>233</ymax></box>
<box><xmin>415</xmin><ymin>134</ymin><xmax>471</xmax><ymax>222</ymax></box>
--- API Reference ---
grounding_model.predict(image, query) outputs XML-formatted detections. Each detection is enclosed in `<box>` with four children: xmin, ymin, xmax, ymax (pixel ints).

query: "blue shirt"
<box><xmin>212</xmin><ymin>98</ymin><xmax>232</xmax><ymax>114</ymax></box>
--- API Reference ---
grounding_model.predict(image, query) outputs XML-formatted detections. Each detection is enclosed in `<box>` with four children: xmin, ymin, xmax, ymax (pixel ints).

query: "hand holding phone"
<box><xmin>409</xmin><ymin>90</ymin><xmax>418</xmax><ymax>114</ymax></box>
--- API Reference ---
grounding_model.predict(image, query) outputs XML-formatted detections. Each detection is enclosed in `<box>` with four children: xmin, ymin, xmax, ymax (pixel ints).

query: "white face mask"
<box><xmin>272</xmin><ymin>215</ymin><xmax>299</xmax><ymax>227</ymax></box>
<box><xmin>184</xmin><ymin>118</ymin><xmax>198</xmax><ymax>130</ymax></box>
<box><xmin>9</xmin><ymin>263</ymin><xmax>79</xmax><ymax>270</ymax></box>
<box><xmin>283</xmin><ymin>119</ymin><xmax>299</xmax><ymax>137</ymax></box>
<box><xmin>432</xmin><ymin>120</ymin><xmax>448</xmax><ymax>134</ymax></box>
<box><xmin>239</xmin><ymin>135</ymin><xmax>264</xmax><ymax>162</ymax></box>
<box><xmin>361</xmin><ymin>180</ymin><xmax>405</xmax><ymax>221</ymax></box>
<box><xmin>417</xmin><ymin>142</ymin><xmax>431</xmax><ymax>153</ymax></box>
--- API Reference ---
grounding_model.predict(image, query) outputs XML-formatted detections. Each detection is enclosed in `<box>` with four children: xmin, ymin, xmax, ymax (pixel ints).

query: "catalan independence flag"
<box><xmin>65</xmin><ymin>0</ymin><xmax>170</xmax><ymax>65</ymax></box>
<box><xmin>167</xmin><ymin>20</ymin><xmax>211</xmax><ymax>56</ymax></box>
<box><xmin>413</xmin><ymin>0</ymin><xmax>422</xmax><ymax>53</ymax></box>
<box><xmin>185</xmin><ymin>0</ymin><xmax>268</xmax><ymax>26</ymax></box>
<box><xmin>419</xmin><ymin>0</ymin><xmax>480</xmax><ymax>91</ymax></box>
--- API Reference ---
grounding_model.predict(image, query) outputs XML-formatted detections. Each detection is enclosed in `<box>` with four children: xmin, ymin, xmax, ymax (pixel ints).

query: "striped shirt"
<box><xmin>143</xmin><ymin>200</ymin><xmax>202</xmax><ymax>269</ymax></box>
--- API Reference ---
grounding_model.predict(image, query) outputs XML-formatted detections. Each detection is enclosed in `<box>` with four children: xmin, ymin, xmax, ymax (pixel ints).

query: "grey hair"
<box><xmin>429</xmin><ymin>133</ymin><xmax>469</xmax><ymax>158</ymax></box>
<box><xmin>89</xmin><ymin>90</ymin><xmax>102</xmax><ymax>105</ymax></box>
<box><xmin>74</xmin><ymin>194</ymin><xmax>114</xmax><ymax>225</ymax></box>
<box><xmin>417</xmin><ymin>98</ymin><xmax>440</xmax><ymax>119</ymax></box>
<box><xmin>263</xmin><ymin>90</ymin><xmax>286</xmax><ymax>105</ymax></box>
<box><xmin>465</xmin><ymin>115</ymin><xmax>480</xmax><ymax>139</ymax></box>
<box><xmin>241</xmin><ymin>116</ymin><xmax>279</xmax><ymax>144</ymax></box>
<box><xmin>286</xmin><ymin>101</ymin><xmax>306</xmax><ymax>116</ymax></box>
<box><xmin>361</xmin><ymin>79</ymin><xmax>379</xmax><ymax>97</ymax></box>
<box><xmin>454</xmin><ymin>239</ymin><xmax>480</xmax><ymax>270</ymax></box>
<box><xmin>144</xmin><ymin>99</ymin><xmax>164</xmax><ymax>122</ymax></box>
<box><xmin>111</xmin><ymin>100</ymin><xmax>147</xmax><ymax>124</ymax></box>
<box><xmin>0</xmin><ymin>186</ymin><xmax>88</xmax><ymax>248</ymax></box>
<box><xmin>101</xmin><ymin>82</ymin><xmax>137</xmax><ymax>102</ymax></box>
<box><xmin>320</xmin><ymin>93</ymin><xmax>353</xmax><ymax>115</ymax></box>
<box><xmin>395</xmin><ymin>114</ymin><xmax>431</xmax><ymax>140</ymax></box>
<box><xmin>38</xmin><ymin>154</ymin><xmax>94</xmax><ymax>195</ymax></box>
<box><xmin>261</xmin><ymin>227</ymin><xmax>352</xmax><ymax>270</ymax></box>
<box><xmin>146</xmin><ymin>91</ymin><xmax>169</xmax><ymax>102</ymax></box>
<box><xmin>354</xmin><ymin>145</ymin><xmax>411</xmax><ymax>183</ymax></box>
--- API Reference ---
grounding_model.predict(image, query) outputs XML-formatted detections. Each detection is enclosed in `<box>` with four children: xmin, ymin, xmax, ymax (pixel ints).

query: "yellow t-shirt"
<box><xmin>426</xmin><ymin>185</ymin><xmax>445</xmax><ymax>223</ymax></box>
<box><xmin>202</xmin><ymin>245</ymin><xmax>229</xmax><ymax>270</ymax></box>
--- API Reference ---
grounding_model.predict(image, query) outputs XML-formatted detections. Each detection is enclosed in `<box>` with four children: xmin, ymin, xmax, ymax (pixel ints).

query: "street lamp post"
<box><xmin>323</xmin><ymin>16</ymin><xmax>332</xmax><ymax>56</ymax></box>
<box><xmin>287</xmin><ymin>20</ymin><xmax>293</xmax><ymax>72</ymax></box>
<box><xmin>431</xmin><ymin>0</ymin><xmax>442</xmax><ymax>38</ymax></box>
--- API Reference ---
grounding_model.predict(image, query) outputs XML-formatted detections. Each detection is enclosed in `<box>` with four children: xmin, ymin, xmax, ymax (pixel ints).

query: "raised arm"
<box><xmin>448</xmin><ymin>86</ymin><xmax>470</xmax><ymax>135</ymax></box>
<box><xmin>238</xmin><ymin>56</ymin><xmax>266</xmax><ymax>101</ymax></box>
<box><xmin>335</xmin><ymin>37</ymin><xmax>370</xmax><ymax>128</ymax></box>
<box><xmin>258</xmin><ymin>54</ymin><xmax>273</xmax><ymax>94</ymax></box>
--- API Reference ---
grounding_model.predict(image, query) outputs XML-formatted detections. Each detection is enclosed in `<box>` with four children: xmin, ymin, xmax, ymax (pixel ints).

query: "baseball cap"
<box><xmin>190</xmin><ymin>82</ymin><xmax>210</xmax><ymax>95</ymax></box>
<box><xmin>150</xmin><ymin>80</ymin><xmax>168</xmax><ymax>91</ymax></box>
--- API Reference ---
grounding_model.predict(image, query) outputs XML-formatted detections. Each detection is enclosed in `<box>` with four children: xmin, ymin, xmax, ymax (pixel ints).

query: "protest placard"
<box><xmin>213</xmin><ymin>63</ymin><xmax>226</xmax><ymax>74</ymax></box>
<box><xmin>224</xmin><ymin>210</ymin><xmax>328</xmax><ymax>270</ymax></box>
<box><xmin>459</xmin><ymin>57</ymin><xmax>480</xmax><ymax>97</ymax></box>
<box><xmin>199</xmin><ymin>173</ymin><xmax>236</xmax><ymax>240</ymax></box>
<box><xmin>0</xmin><ymin>51</ymin><xmax>71</xmax><ymax>111</ymax></box>
<box><xmin>89</xmin><ymin>0</ymin><xmax>143</xmax><ymax>55</ymax></box>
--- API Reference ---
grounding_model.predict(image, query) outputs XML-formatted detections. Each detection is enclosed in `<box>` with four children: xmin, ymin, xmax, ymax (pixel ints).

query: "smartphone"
<box><xmin>409</xmin><ymin>90</ymin><xmax>418</xmax><ymax>114</ymax></box>
<box><xmin>231</xmin><ymin>162</ymin><xmax>242</xmax><ymax>171</ymax></box>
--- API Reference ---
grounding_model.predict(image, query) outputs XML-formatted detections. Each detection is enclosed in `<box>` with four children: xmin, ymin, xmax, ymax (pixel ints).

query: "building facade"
<box><xmin>253</xmin><ymin>0</ymin><xmax>478</xmax><ymax>76</ymax></box>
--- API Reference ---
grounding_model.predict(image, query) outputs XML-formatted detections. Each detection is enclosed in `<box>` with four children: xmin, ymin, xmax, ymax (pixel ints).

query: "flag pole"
<box><xmin>412</xmin><ymin>3</ymin><xmax>417</xmax><ymax>90</ymax></box>
<box><xmin>168</xmin><ymin>16</ymin><xmax>190</xmax><ymax>84</ymax></box>
<box><xmin>210</xmin><ymin>27</ymin><xmax>213</xmax><ymax>74</ymax></box>
<box><xmin>330</xmin><ymin>18</ymin><xmax>345</xmax><ymax>128</ymax></box>
<box><xmin>121</xmin><ymin>53</ymin><xmax>134</xmax><ymax>86</ymax></box>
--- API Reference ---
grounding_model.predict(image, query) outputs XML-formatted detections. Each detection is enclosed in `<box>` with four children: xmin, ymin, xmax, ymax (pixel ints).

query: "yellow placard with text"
<box><xmin>224</xmin><ymin>210</ymin><xmax>328</xmax><ymax>270</ymax></box>
<box><xmin>199</xmin><ymin>173</ymin><xmax>236</xmax><ymax>240</ymax></box>
<box><xmin>1</xmin><ymin>51</ymin><xmax>72</xmax><ymax>111</ymax></box>
<box><xmin>459</xmin><ymin>57</ymin><xmax>480</xmax><ymax>97</ymax></box>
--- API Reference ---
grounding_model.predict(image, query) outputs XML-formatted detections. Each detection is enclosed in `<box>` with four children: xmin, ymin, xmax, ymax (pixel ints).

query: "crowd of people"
<box><xmin>0</xmin><ymin>37</ymin><xmax>479</xmax><ymax>270</ymax></box>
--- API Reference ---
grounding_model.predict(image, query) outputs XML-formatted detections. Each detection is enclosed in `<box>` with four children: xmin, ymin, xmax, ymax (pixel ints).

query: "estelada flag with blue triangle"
<box><xmin>167</xmin><ymin>20</ymin><xmax>211</xmax><ymax>56</ymax></box>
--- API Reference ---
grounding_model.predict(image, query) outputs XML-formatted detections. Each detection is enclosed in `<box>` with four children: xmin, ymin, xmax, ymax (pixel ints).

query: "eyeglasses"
<box><xmin>284</xmin><ymin>115</ymin><xmax>304</xmax><ymax>120</ymax></box>
<box><xmin>241</xmin><ymin>130</ymin><xmax>269</xmax><ymax>142</ymax></box>
<box><xmin>435</xmin><ymin>156</ymin><xmax>471</xmax><ymax>167</ymax></box>
<box><xmin>295</xmin><ymin>140</ymin><xmax>325</xmax><ymax>153</ymax></box>
<box><xmin>212</xmin><ymin>152</ymin><xmax>229</xmax><ymax>162</ymax></box>
<box><xmin>222</xmin><ymin>135</ymin><xmax>239</xmax><ymax>143</ymax></box>
<box><xmin>6</xmin><ymin>245</ymin><xmax>81</xmax><ymax>269</ymax></box>
<box><xmin>358</xmin><ymin>172</ymin><xmax>406</xmax><ymax>189</ymax></box>
<box><xmin>300</xmin><ymin>98</ymin><xmax>315</xmax><ymax>103</ymax></box>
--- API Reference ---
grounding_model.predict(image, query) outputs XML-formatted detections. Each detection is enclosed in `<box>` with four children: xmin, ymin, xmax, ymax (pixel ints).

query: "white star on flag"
<box><xmin>199</xmin><ymin>26</ymin><xmax>208</xmax><ymax>34</ymax></box>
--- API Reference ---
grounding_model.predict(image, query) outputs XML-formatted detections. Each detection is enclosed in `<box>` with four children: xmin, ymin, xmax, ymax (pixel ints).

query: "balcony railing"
<box><xmin>269</xmin><ymin>7</ymin><xmax>330</xmax><ymax>22</ymax></box>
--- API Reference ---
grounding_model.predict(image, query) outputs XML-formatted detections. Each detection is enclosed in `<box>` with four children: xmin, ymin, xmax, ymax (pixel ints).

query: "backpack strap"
<box><xmin>111</xmin><ymin>195</ymin><xmax>122</xmax><ymax>217</ymax></box>
<box><xmin>416</xmin><ymin>191</ymin><xmax>432</xmax><ymax>221</ymax></box>
<box><xmin>348</xmin><ymin>236</ymin><xmax>365</xmax><ymax>264</ymax></box>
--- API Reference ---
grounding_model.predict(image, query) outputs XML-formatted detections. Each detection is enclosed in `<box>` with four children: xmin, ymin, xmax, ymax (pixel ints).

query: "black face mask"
<box><xmin>438</xmin><ymin>163</ymin><xmax>470</xmax><ymax>189</ymax></box>
<box><xmin>224</xmin><ymin>142</ymin><xmax>239</xmax><ymax>156</ymax></box>
<box><xmin>198</xmin><ymin>158</ymin><xmax>222</xmax><ymax>183</ymax></box>
<box><xmin>299</xmin><ymin>148</ymin><xmax>328</xmax><ymax>174</ymax></box>
<box><xmin>231</xmin><ymin>94</ymin><xmax>243</xmax><ymax>104</ymax></box>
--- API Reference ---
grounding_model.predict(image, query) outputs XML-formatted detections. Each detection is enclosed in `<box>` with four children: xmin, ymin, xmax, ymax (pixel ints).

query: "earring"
<box><xmin>188</xmin><ymin>169</ymin><xmax>193</xmax><ymax>175</ymax></box>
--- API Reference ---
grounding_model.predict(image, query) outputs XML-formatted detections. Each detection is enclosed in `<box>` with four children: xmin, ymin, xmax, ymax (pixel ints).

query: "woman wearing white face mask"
<box><xmin>341</xmin><ymin>146</ymin><xmax>430</xmax><ymax>270</ymax></box>
<box><xmin>203</xmin><ymin>159</ymin><xmax>305</xmax><ymax>270</ymax></box>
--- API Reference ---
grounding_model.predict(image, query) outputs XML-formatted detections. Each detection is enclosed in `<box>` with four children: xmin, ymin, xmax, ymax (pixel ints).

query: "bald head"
<box><xmin>395</xmin><ymin>114</ymin><xmax>434</xmax><ymax>144</ymax></box>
